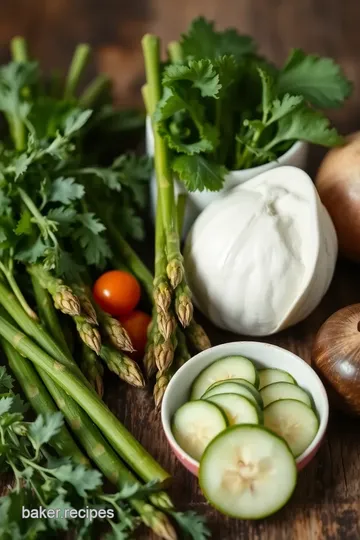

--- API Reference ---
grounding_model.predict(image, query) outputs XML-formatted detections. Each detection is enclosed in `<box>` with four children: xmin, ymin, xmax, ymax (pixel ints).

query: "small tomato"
<box><xmin>93</xmin><ymin>270</ymin><xmax>141</xmax><ymax>316</ymax></box>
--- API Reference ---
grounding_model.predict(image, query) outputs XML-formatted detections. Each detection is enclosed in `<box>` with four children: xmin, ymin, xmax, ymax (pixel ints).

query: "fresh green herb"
<box><xmin>151</xmin><ymin>16</ymin><xmax>352</xmax><ymax>189</ymax></box>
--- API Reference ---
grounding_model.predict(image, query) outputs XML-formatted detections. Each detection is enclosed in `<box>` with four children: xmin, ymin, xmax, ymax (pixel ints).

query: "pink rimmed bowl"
<box><xmin>161</xmin><ymin>341</ymin><xmax>329</xmax><ymax>476</ymax></box>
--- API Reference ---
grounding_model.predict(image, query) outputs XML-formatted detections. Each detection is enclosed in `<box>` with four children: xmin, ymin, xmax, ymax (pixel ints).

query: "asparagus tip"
<box><xmin>166</xmin><ymin>259</ymin><xmax>184</xmax><ymax>289</ymax></box>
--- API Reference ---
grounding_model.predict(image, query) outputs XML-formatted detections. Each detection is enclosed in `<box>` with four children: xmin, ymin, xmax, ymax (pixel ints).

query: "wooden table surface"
<box><xmin>1</xmin><ymin>0</ymin><xmax>360</xmax><ymax>538</ymax></box>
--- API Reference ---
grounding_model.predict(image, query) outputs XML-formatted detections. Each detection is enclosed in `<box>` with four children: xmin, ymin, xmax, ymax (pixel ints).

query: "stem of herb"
<box><xmin>17</xmin><ymin>188</ymin><xmax>58</xmax><ymax>249</ymax></box>
<box><xmin>64</xmin><ymin>44</ymin><xmax>91</xmax><ymax>100</ymax></box>
<box><xmin>79</xmin><ymin>74</ymin><xmax>111</xmax><ymax>109</ymax></box>
<box><xmin>0</xmin><ymin>263</ymin><xmax>38</xmax><ymax>320</ymax></box>
<box><xmin>167</xmin><ymin>41</ymin><xmax>183</xmax><ymax>64</ymax></box>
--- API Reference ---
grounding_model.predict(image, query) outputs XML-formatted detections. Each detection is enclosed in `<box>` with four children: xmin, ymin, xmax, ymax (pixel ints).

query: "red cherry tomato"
<box><xmin>119</xmin><ymin>310</ymin><xmax>152</xmax><ymax>357</ymax></box>
<box><xmin>93</xmin><ymin>270</ymin><xmax>141</xmax><ymax>316</ymax></box>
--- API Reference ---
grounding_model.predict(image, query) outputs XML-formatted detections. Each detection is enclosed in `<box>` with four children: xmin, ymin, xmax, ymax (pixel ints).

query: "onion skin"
<box><xmin>312</xmin><ymin>304</ymin><xmax>360</xmax><ymax>415</ymax></box>
<box><xmin>315</xmin><ymin>132</ymin><xmax>360</xmax><ymax>262</ymax></box>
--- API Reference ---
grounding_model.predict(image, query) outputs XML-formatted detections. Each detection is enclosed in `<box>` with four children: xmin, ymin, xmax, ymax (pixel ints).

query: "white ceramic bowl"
<box><xmin>146</xmin><ymin>117</ymin><xmax>309</xmax><ymax>237</ymax></box>
<box><xmin>161</xmin><ymin>341</ymin><xmax>329</xmax><ymax>476</ymax></box>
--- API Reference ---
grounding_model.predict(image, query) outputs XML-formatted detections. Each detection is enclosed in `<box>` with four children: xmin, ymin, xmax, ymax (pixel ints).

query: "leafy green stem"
<box><xmin>0</xmin><ymin>262</ymin><xmax>38</xmax><ymax>320</ymax></box>
<box><xmin>64</xmin><ymin>44</ymin><xmax>91</xmax><ymax>100</ymax></box>
<box><xmin>79</xmin><ymin>74</ymin><xmax>110</xmax><ymax>109</ymax></box>
<box><xmin>17</xmin><ymin>187</ymin><xmax>58</xmax><ymax>249</ymax></box>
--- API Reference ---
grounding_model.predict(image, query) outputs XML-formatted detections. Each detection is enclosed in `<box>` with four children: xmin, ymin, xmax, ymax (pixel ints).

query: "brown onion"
<box><xmin>312</xmin><ymin>304</ymin><xmax>360</xmax><ymax>415</ymax></box>
<box><xmin>316</xmin><ymin>132</ymin><xmax>360</xmax><ymax>262</ymax></box>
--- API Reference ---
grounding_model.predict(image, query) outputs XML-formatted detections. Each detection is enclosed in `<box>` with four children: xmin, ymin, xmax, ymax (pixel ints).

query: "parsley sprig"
<box><xmin>151</xmin><ymin>16</ymin><xmax>352</xmax><ymax>191</ymax></box>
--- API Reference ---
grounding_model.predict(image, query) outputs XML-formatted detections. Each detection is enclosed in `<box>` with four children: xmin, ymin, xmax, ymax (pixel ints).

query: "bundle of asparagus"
<box><xmin>0</xmin><ymin>37</ymin><xmax>210</xmax><ymax>538</ymax></box>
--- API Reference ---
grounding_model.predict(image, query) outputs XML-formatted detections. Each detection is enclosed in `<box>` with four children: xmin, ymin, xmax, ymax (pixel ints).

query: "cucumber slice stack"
<box><xmin>171</xmin><ymin>355</ymin><xmax>321</xmax><ymax>519</ymax></box>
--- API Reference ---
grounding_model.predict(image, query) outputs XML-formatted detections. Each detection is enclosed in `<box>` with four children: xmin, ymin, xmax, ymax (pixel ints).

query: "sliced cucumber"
<box><xmin>206</xmin><ymin>393</ymin><xmax>260</xmax><ymax>426</ymax></box>
<box><xmin>172</xmin><ymin>400</ymin><xmax>228</xmax><ymax>461</ymax></box>
<box><xmin>258</xmin><ymin>368</ymin><xmax>297</xmax><ymax>390</ymax></box>
<box><xmin>264</xmin><ymin>399</ymin><xmax>319</xmax><ymax>457</ymax></box>
<box><xmin>199</xmin><ymin>425</ymin><xmax>297</xmax><ymax>519</ymax></box>
<box><xmin>207</xmin><ymin>378</ymin><xmax>263</xmax><ymax>408</ymax></box>
<box><xmin>261</xmin><ymin>382</ymin><xmax>312</xmax><ymax>408</ymax></box>
<box><xmin>191</xmin><ymin>356</ymin><xmax>258</xmax><ymax>400</ymax></box>
<box><xmin>202</xmin><ymin>382</ymin><xmax>259</xmax><ymax>408</ymax></box>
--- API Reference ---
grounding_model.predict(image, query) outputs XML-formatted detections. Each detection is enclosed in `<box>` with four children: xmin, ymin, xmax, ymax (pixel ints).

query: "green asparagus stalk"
<box><xmin>74</xmin><ymin>315</ymin><xmax>102</xmax><ymax>354</ymax></box>
<box><xmin>0</xmin><ymin>280</ymin><xmax>90</xmax><ymax>383</ymax></box>
<box><xmin>0</xmin><ymin>263</ymin><xmax>38</xmax><ymax>321</ymax></box>
<box><xmin>28</xmin><ymin>265</ymin><xmax>81</xmax><ymax>317</ymax></box>
<box><xmin>30</xmin><ymin>284</ymin><xmax>175</xmax><ymax>537</ymax></box>
<box><xmin>154</xmin><ymin>331</ymin><xmax>176</xmax><ymax>374</ymax></box>
<box><xmin>30</xmin><ymin>274</ymin><xmax>71</xmax><ymax>356</ymax></box>
<box><xmin>143</xmin><ymin>314</ymin><xmax>157</xmax><ymax>379</ymax></box>
<box><xmin>97</xmin><ymin>309</ymin><xmax>134</xmax><ymax>353</ymax></box>
<box><xmin>175</xmin><ymin>328</ymin><xmax>191</xmax><ymax>368</ymax></box>
<box><xmin>142</xmin><ymin>34</ymin><xmax>184</xmax><ymax>289</ymax></box>
<box><xmin>186</xmin><ymin>320</ymin><xmax>211</xmax><ymax>351</ymax></box>
<box><xmin>100</xmin><ymin>344</ymin><xmax>145</xmax><ymax>387</ymax></box>
<box><xmin>175</xmin><ymin>282</ymin><xmax>193</xmax><ymax>328</ymax></box>
<box><xmin>0</xmin><ymin>310</ymin><xmax>171</xmax><ymax>485</ymax></box>
<box><xmin>72</xmin><ymin>282</ymin><xmax>98</xmax><ymax>325</ymax></box>
<box><xmin>153</xmin><ymin>363</ymin><xmax>176</xmax><ymax>409</ymax></box>
<box><xmin>81</xmin><ymin>343</ymin><xmax>104</xmax><ymax>397</ymax></box>
<box><xmin>2</xmin><ymin>338</ymin><xmax>88</xmax><ymax>464</ymax></box>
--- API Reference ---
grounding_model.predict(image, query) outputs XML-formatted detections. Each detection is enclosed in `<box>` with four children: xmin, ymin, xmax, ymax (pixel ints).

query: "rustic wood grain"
<box><xmin>1</xmin><ymin>0</ymin><xmax>360</xmax><ymax>538</ymax></box>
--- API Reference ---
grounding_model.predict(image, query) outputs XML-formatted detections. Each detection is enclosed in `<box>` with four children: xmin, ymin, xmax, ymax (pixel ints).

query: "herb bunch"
<box><xmin>0</xmin><ymin>366</ymin><xmax>210</xmax><ymax>539</ymax></box>
<box><xmin>153</xmin><ymin>16</ymin><xmax>352</xmax><ymax>191</ymax></box>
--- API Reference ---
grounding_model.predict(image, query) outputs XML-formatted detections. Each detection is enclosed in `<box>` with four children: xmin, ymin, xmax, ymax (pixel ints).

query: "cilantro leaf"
<box><xmin>117</xmin><ymin>206</ymin><xmax>144</xmax><ymax>241</ymax></box>
<box><xmin>78</xmin><ymin>167</ymin><xmax>122</xmax><ymax>191</ymax></box>
<box><xmin>172</xmin><ymin>155</ymin><xmax>227</xmax><ymax>192</ymax></box>
<box><xmin>28</xmin><ymin>412</ymin><xmax>64</xmax><ymax>448</ymax></box>
<box><xmin>16</xmin><ymin>237</ymin><xmax>48</xmax><ymax>264</ymax></box>
<box><xmin>180</xmin><ymin>16</ymin><xmax>255</xmax><ymax>61</ymax></box>
<box><xmin>0</xmin><ymin>367</ymin><xmax>14</xmax><ymax>391</ymax></box>
<box><xmin>265</xmin><ymin>105</ymin><xmax>344</xmax><ymax>150</ymax></box>
<box><xmin>63</xmin><ymin>109</ymin><xmax>92</xmax><ymax>136</ymax></box>
<box><xmin>46</xmin><ymin>207</ymin><xmax>77</xmax><ymax>236</ymax></box>
<box><xmin>74</xmin><ymin>213</ymin><xmax>111</xmax><ymax>267</ymax></box>
<box><xmin>266</xmin><ymin>94</ymin><xmax>304</xmax><ymax>125</ymax></box>
<box><xmin>163</xmin><ymin>60</ymin><xmax>221</xmax><ymax>98</ymax></box>
<box><xmin>0</xmin><ymin>189</ymin><xmax>11</xmax><ymax>216</ymax></box>
<box><xmin>154</xmin><ymin>87</ymin><xmax>185</xmax><ymax>121</ymax></box>
<box><xmin>0</xmin><ymin>397</ymin><xmax>13</xmax><ymax>416</ymax></box>
<box><xmin>277</xmin><ymin>48</ymin><xmax>352</xmax><ymax>108</ymax></box>
<box><xmin>170</xmin><ymin>511</ymin><xmax>211</xmax><ymax>540</ymax></box>
<box><xmin>57</xmin><ymin>250</ymin><xmax>84</xmax><ymax>280</ymax></box>
<box><xmin>15</xmin><ymin>210</ymin><xmax>33</xmax><ymax>236</ymax></box>
<box><xmin>49</xmin><ymin>177</ymin><xmax>85</xmax><ymax>205</ymax></box>
<box><xmin>47</xmin><ymin>495</ymin><xmax>73</xmax><ymax>530</ymax></box>
<box><xmin>51</xmin><ymin>463</ymin><xmax>102</xmax><ymax>497</ymax></box>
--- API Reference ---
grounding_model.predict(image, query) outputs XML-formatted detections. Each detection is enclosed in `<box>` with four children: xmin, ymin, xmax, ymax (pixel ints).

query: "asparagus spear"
<box><xmin>3</xmin><ymin>329</ymin><xmax>174</xmax><ymax>539</ymax></box>
<box><xmin>142</xmin><ymin>35</ymin><xmax>184</xmax><ymax>289</ymax></box>
<box><xmin>0</xmin><ymin>309</ymin><xmax>170</xmax><ymax>485</ymax></box>
<box><xmin>186</xmin><ymin>320</ymin><xmax>211</xmax><ymax>351</ymax></box>
<box><xmin>81</xmin><ymin>342</ymin><xmax>104</xmax><ymax>397</ymax></box>
<box><xmin>153</xmin><ymin>330</ymin><xmax>190</xmax><ymax>408</ymax></box>
<box><xmin>175</xmin><ymin>282</ymin><xmax>193</xmax><ymax>328</ymax></box>
<box><xmin>31</xmin><ymin>281</ymin><xmax>175</xmax><ymax>537</ymax></box>
<box><xmin>28</xmin><ymin>265</ymin><xmax>81</xmax><ymax>316</ymax></box>
<box><xmin>74</xmin><ymin>314</ymin><xmax>102</xmax><ymax>354</ymax></box>
<box><xmin>97</xmin><ymin>309</ymin><xmax>134</xmax><ymax>353</ymax></box>
<box><xmin>100</xmin><ymin>344</ymin><xmax>145</xmax><ymax>387</ymax></box>
<box><xmin>2</xmin><ymin>338</ymin><xmax>88</xmax><ymax>464</ymax></box>
<box><xmin>72</xmin><ymin>282</ymin><xmax>98</xmax><ymax>325</ymax></box>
